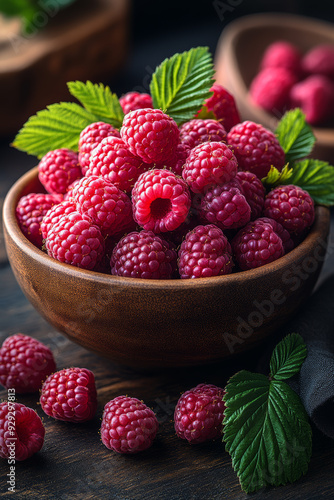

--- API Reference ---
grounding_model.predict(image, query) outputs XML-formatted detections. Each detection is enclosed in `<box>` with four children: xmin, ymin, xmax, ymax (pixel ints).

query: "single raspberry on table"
<box><xmin>100</xmin><ymin>396</ymin><xmax>159</xmax><ymax>454</ymax></box>
<box><xmin>174</xmin><ymin>383</ymin><xmax>225</xmax><ymax>444</ymax></box>
<box><xmin>119</xmin><ymin>91</ymin><xmax>153</xmax><ymax>114</ymax></box>
<box><xmin>301</xmin><ymin>44</ymin><xmax>334</xmax><ymax>80</ymax></box>
<box><xmin>0</xmin><ymin>402</ymin><xmax>45</xmax><ymax>461</ymax></box>
<box><xmin>86</xmin><ymin>136</ymin><xmax>151</xmax><ymax>193</ymax></box>
<box><xmin>182</xmin><ymin>141</ymin><xmax>238</xmax><ymax>194</ymax></box>
<box><xmin>41</xmin><ymin>199</ymin><xmax>76</xmax><ymax>240</ymax></box>
<box><xmin>40</xmin><ymin>367</ymin><xmax>97</xmax><ymax>423</ymax></box>
<box><xmin>263</xmin><ymin>184</ymin><xmax>315</xmax><ymax>235</ymax></box>
<box><xmin>256</xmin><ymin>216</ymin><xmax>295</xmax><ymax>253</ymax></box>
<box><xmin>235</xmin><ymin>170</ymin><xmax>266</xmax><ymax>220</ymax></box>
<box><xmin>16</xmin><ymin>192</ymin><xmax>63</xmax><ymax>248</ymax></box>
<box><xmin>178</xmin><ymin>224</ymin><xmax>234</xmax><ymax>279</ymax></box>
<box><xmin>227</xmin><ymin>121</ymin><xmax>285</xmax><ymax>179</ymax></box>
<box><xmin>198</xmin><ymin>83</ymin><xmax>241</xmax><ymax>132</ymax></box>
<box><xmin>290</xmin><ymin>75</ymin><xmax>334</xmax><ymax>126</ymax></box>
<box><xmin>72</xmin><ymin>175</ymin><xmax>133</xmax><ymax>236</ymax></box>
<box><xmin>132</xmin><ymin>169</ymin><xmax>191</xmax><ymax>233</ymax></box>
<box><xmin>199</xmin><ymin>183</ymin><xmax>251</xmax><ymax>231</ymax></box>
<box><xmin>120</xmin><ymin>108</ymin><xmax>180</xmax><ymax>164</ymax></box>
<box><xmin>231</xmin><ymin>219</ymin><xmax>284</xmax><ymax>270</ymax></box>
<box><xmin>110</xmin><ymin>230</ymin><xmax>177</xmax><ymax>279</ymax></box>
<box><xmin>179</xmin><ymin>118</ymin><xmax>227</xmax><ymax>150</ymax></box>
<box><xmin>38</xmin><ymin>148</ymin><xmax>82</xmax><ymax>195</ymax></box>
<box><xmin>259</xmin><ymin>40</ymin><xmax>302</xmax><ymax>76</ymax></box>
<box><xmin>78</xmin><ymin>121</ymin><xmax>121</xmax><ymax>175</ymax></box>
<box><xmin>0</xmin><ymin>334</ymin><xmax>56</xmax><ymax>393</ymax></box>
<box><xmin>45</xmin><ymin>211</ymin><xmax>105</xmax><ymax>270</ymax></box>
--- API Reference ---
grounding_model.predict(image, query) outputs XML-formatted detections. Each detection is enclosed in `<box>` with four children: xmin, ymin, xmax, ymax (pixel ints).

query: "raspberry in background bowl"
<box><xmin>2</xmin><ymin>167</ymin><xmax>330</xmax><ymax>369</ymax></box>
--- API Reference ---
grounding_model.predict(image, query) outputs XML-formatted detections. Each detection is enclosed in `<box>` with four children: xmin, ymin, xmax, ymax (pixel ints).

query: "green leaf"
<box><xmin>287</xmin><ymin>159</ymin><xmax>334</xmax><ymax>206</ymax></box>
<box><xmin>150</xmin><ymin>46</ymin><xmax>214</xmax><ymax>125</ymax></box>
<box><xmin>67</xmin><ymin>80</ymin><xmax>124</xmax><ymax>129</ymax></box>
<box><xmin>223</xmin><ymin>371</ymin><xmax>312</xmax><ymax>493</ymax></box>
<box><xmin>12</xmin><ymin>102</ymin><xmax>96</xmax><ymax>158</ymax></box>
<box><xmin>276</xmin><ymin>108</ymin><xmax>316</xmax><ymax>163</ymax></box>
<box><xmin>270</xmin><ymin>333</ymin><xmax>307</xmax><ymax>380</ymax></box>
<box><xmin>262</xmin><ymin>164</ymin><xmax>293</xmax><ymax>188</ymax></box>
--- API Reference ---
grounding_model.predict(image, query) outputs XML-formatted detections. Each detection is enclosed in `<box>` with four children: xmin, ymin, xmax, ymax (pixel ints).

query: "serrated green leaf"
<box><xmin>261</xmin><ymin>164</ymin><xmax>293</xmax><ymax>188</ymax></box>
<box><xmin>270</xmin><ymin>333</ymin><xmax>307</xmax><ymax>380</ymax></box>
<box><xmin>67</xmin><ymin>80</ymin><xmax>124</xmax><ymax>128</ymax></box>
<box><xmin>223</xmin><ymin>372</ymin><xmax>312</xmax><ymax>494</ymax></box>
<box><xmin>287</xmin><ymin>159</ymin><xmax>334</xmax><ymax>206</ymax></box>
<box><xmin>276</xmin><ymin>108</ymin><xmax>316</xmax><ymax>163</ymax></box>
<box><xmin>12</xmin><ymin>102</ymin><xmax>96</xmax><ymax>158</ymax></box>
<box><xmin>150</xmin><ymin>46</ymin><xmax>214</xmax><ymax>125</ymax></box>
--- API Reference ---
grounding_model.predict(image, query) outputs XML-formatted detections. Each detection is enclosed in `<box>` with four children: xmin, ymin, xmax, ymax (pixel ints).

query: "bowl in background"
<box><xmin>2</xmin><ymin>166</ymin><xmax>330</xmax><ymax>369</ymax></box>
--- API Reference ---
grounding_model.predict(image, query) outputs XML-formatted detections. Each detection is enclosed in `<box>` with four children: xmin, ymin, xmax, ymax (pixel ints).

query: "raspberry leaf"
<box><xmin>261</xmin><ymin>164</ymin><xmax>293</xmax><ymax>187</ymax></box>
<box><xmin>150</xmin><ymin>46</ymin><xmax>214</xmax><ymax>125</ymax></box>
<box><xmin>275</xmin><ymin>108</ymin><xmax>316</xmax><ymax>163</ymax></box>
<box><xmin>269</xmin><ymin>333</ymin><xmax>307</xmax><ymax>380</ymax></box>
<box><xmin>67</xmin><ymin>80</ymin><xmax>124</xmax><ymax>128</ymax></box>
<box><xmin>287</xmin><ymin>159</ymin><xmax>334</xmax><ymax>206</ymax></box>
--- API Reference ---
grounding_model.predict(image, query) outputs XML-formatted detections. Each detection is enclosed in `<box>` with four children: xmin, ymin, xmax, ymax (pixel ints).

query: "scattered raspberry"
<box><xmin>16</xmin><ymin>192</ymin><xmax>63</xmax><ymax>248</ymax></box>
<box><xmin>178</xmin><ymin>224</ymin><xmax>234</xmax><ymax>279</ymax></box>
<box><xmin>179</xmin><ymin>118</ymin><xmax>227</xmax><ymax>149</ymax></box>
<box><xmin>78</xmin><ymin>121</ymin><xmax>121</xmax><ymax>175</ymax></box>
<box><xmin>249</xmin><ymin>66</ymin><xmax>297</xmax><ymax>114</ymax></box>
<box><xmin>119</xmin><ymin>91</ymin><xmax>153</xmax><ymax>114</ymax></box>
<box><xmin>86</xmin><ymin>136</ymin><xmax>150</xmax><ymax>193</ymax></box>
<box><xmin>200</xmin><ymin>183</ymin><xmax>251</xmax><ymax>230</ymax></box>
<box><xmin>301</xmin><ymin>44</ymin><xmax>334</xmax><ymax>80</ymax></box>
<box><xmin>41</xmin><ymin>199</ymin><xmax>76</xmax><ymax>240</ymax></box>
<box><xmin>231</xmin><ymin>219</ymin><xmax>284</xmax><ymax>270</ymax></box>
<box><xmin>174</xmin><ymin>383</ymin><xmax>225</xmax><ymax>444</ymax></box>
<box><xmin>40</xmin><ymin>367</ymin><xmax>97</xmax><ymax>423</ymax></box>
<box><xmin>165</xmin><ymin>142</ymin><xmax>191</xmax><ymax>176</ymax></box>
<box><xmin>0</xmin><ymin>402</ymin><xmax>45</xmax><ymax>461</ymax></box>
<box><xmin>132</xmin><ymin>169</ymin><xmax>191</xmax><ymax>233</ymax></box>
<box><xmin>260</xmin><ymin>40</ymin><xmax>302</xmax><ymax>76</ymax></box>
<box><xmin>111</xmin><ymin>230</ymin><xmax>177</xmax><ymax>279</ymax></box>
<box><xmin>290</xmin><ymin>75</ymin><xmax>334</xmax><ymax>125</ymax></box>
<box><xmin>198</xmin><ymin>83</ymin><xmax>241</xmax><ymax>131</ymax></box>
<box><xmin>100</xmin><ymin>396</ymin><xmax>159</xmax><ymax>454</ymax></box>
<box><xmin>227</xmin><ymin>121</ymin><xmax>285</xmax><ymax>179</ymax></box>
<box><xmin>256</xmin><ymin>217</ymin><xmax>295</xmax><ymax>253</ymax></box>
<box><xmin>263</xmin><ymin>185</ymin><xmax>315</xmax><ymax>235</ymax></box>
<box><xmin>235</xmin><ymin>171</ymin><xmax>266</xmax><ymax>220</ymax></box>
<box><xmin>182</xmin><ymin>141</ymin><xmax>238</xmax><ymax>194</ymax></box>
<box><xmin>45</xmin><ymin>211</ymin><xmax>105</xmax><ymax>270</ymax></box>
<box><xmin>0</xmin><ymin>334</ymin><xmax>56</xmax><ymax>394</ymax></box>
<box><xmin>72</xmin><ymin>175</ymin><xmax>133</xmax><ymax>236</ymax></box>
<box><xmin>38</xmin><ymin>148</ymin><xmax>82</xmax><ymax>195</ymax></box>
<box><xmin>120</xmin><ymin>108</ymin><xmax>180</xmax><ymax>164</ymax></box>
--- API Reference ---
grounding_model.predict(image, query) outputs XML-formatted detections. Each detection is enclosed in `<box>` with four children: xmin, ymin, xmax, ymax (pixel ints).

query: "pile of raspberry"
<box><xmin>249</xmin><ymin>40</ymin><xmax>334</xmax><ymax>126</ymax></box>
<box><xmin>16</xmin><ymin>84</ymin><xmax>315</xmax><ymax>279</ymax></box>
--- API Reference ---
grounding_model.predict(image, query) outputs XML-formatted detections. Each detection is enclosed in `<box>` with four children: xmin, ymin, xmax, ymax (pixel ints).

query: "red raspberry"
<box><xmin>290</xmin><ymin>75</ymin><xmax>334</xmax><ymax>125</ymax></box>
<box><xmin>41</xmin><ymin>199</ymin><xmax>76</xmax><ymax>240</ymax></box>
<box><xmin>0</xmin><ymin>334</ymin><xmax>56</xmax><ymax>394</ymax></box>
<box><xmin>40</xmin><ymin>367</ymin><xmax>97</xmax><ymax>423</ymax></box>
<box><xmin>110</xmin><ymin>230</ymin><xmax>177</xmax><ymax>279</ymax></box>
<box><xmin>200</xmin><ymin>183</ymin><xmax>251</xmax><ymax>230</ymax></box>
<box><xmin>78</xmin><ymin>121</ymin><xmax>121</xmax><ymax>174</ymax></box>
<box><xmin>120</xmin><ymin>108</ymin><xmax>180</xmax><ymax>164</ymax></box>
<box><xmin>235</xmin><ymin>171</ymin><xmax>266</xmax><ymax>220</ymax></box>
<box><xmin>16</xmin><ymin>192</ymin><xmax>63</xmax><ymax>248</ymax></box>
<box><xmin>263</xmin><ymin>185</ymin><xmax>315</xmax><ymax>235</ymax></box>
<box><xmin>249</xmin><ymin>67</ymin><xmax>297</xmax><ymax>114</ymax></box>
<box><xmin>100</xmin><ymin>396</ymin><xmax>159</xmax><ymax>454</ymax></box>
<box><xmin>301</xmin><ymin>44</ymin><xmax>334</xmax><ymax>80</ymax></box>
<box><xmin>0</xmin><ymin>402</ymin><xmax>45</xmax><ymax>461</ymax></box>
<box><xmin>164</xmin><ymin>143</ymin><xmax>191</xmax><ymax>176</ymax></box>
<box><xmin>260</xmin><ymin>40</ymin><xmax>302</xmax><ymax>76</ymax></box>
<box><xmin>256</xmin><ymin>217</ymin><xmax>295</xmax><ymax>253</ymax></box>
<box><xmin>132</xmin><ymin>169</ymin><xmax>191</xmax><ymax>233</ymax></box>
<box><xmin>198</xmin><ymin>83</ymin><xmax>241</xmax><ymax>131</ymax></box>
<box><xmin>179</xmin><ymin>118</ymin><xmax>227</xmax><ymax>149</ymax></box>
<box><xmin>45</xmin><ymin>211</ymin><xmax>105</xmax><ymax>270</ymax></box>
<box><xmin>182</xmin><ymin>141</ymin><xmax>238</xmax><ymax>194</ymax></box>
<box><xmin>119</xmin><ymin>91</ymin><xmax>153</xmax><ymax>114</ymax></box>
<box><xmin>72</xmin><ymin>175</ymin><xmax>133</xmax><ymax>236</ymax></box>
<box><xmin>38</xmin><ymin>148</ymin><xmax>82</xmax><ymax>194</ymax></box>
<box><xmin>227</xmin><ymin>121</ymin><xmax>285</xmax><ymax>179</ymax></box>
<box><xmin>178</xmin><ymin>224</ymin><xmax>234</xmax><ymax>279</ymax></box>
<box><xmin>174</xmin><ymin>383</ymin><xmax>225</xmax><ymax>444</ymax></box>
<box><xmin>231</xmin><ymin>219</ymin><xmax>284</xmax><ymax>270</ymax></box>
<box><xmin>86</xmin><ymin>136</ymin><xmax>150</xmax><ymax>193</ymax></box>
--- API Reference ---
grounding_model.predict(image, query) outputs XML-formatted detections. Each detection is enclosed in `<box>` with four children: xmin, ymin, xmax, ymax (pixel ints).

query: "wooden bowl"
<box><xmin>214</xmin><ymin>13</ymin><xmax>334</xmax><ymax>164</ymax></box>
<box><xmin>2</xmin><ymin>167</ymin><xmax>330</xmax><ymax>369</ymax></box>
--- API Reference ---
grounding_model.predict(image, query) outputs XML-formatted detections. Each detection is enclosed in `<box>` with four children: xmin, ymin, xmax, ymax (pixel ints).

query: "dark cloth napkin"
<box><xmin>257</xmin><ymin>274</ymin><xmax>334</xmax><ymax>439</ymax></box>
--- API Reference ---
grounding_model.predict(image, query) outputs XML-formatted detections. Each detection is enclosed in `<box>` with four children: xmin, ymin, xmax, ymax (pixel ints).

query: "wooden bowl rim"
<box><xmin>3</xmin><ymin>166</ymin><xmax>331</xmax><ymax>290</ymax></box>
